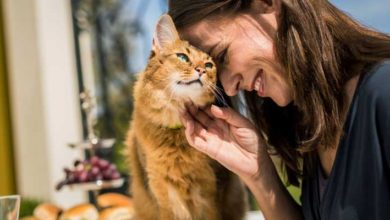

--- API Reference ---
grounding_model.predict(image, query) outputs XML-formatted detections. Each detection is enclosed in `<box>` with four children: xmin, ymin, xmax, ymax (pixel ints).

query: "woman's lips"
<box><xmin>253</xmin><ymin>70</ymin><xmax>265</xmax><ymax>96</ymax></box>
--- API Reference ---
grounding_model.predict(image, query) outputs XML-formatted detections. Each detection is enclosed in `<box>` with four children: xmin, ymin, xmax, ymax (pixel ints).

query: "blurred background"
<box><xmin>0</xmin><ymin>0</ymin><xmax>388</xmax><ymax>217</ymax></box>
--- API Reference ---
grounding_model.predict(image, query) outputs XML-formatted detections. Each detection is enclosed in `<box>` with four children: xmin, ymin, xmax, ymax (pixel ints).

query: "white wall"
<box><xmin>3</xmin><ymin>0</ymin><xmax>87</xmax><ymax>207</ymax></box>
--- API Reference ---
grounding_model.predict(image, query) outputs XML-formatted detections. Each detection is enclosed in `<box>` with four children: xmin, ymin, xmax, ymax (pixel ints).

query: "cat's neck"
<box><xmin>134</xmin><ymin>71</ymin><xmax>184</xmax><ymax>129</ymax></box>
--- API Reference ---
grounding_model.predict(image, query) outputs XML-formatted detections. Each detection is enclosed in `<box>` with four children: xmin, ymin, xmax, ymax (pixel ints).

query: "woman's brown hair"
<box><xmin>169</xmin><ymin>0</ymin><xmax>390</xmax><ymax>186</ymax></box>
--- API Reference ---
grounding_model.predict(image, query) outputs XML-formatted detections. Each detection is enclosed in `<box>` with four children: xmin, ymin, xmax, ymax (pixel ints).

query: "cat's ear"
<box><xmin>153</xmin><ymin>14</ymin><xmax>180</xmax><ymax>51</ymax></box>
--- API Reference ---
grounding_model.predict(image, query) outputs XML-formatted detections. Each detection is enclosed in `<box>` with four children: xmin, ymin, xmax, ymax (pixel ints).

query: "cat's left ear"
<box><xmin>153</xmin><ymin>14</ymin><xmax>180</xmax><ymax>51</ymax></box>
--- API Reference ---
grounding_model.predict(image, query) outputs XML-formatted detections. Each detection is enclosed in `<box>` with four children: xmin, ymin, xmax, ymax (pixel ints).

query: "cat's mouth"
<box><xmin>177</xmin><ymin>79</ymin><xmax>203</xmax><ymax>87</ymax></box>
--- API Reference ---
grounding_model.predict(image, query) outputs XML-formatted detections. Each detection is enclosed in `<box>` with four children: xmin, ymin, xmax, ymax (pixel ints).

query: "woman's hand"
<box><xmin>180</xmin><ymin>103</ymin><xmax>262</xmax><ymax>180</ymax></box>
<box><xmin>181</xmin><ymin>103</ymin><xmax>305</xmax><ymax>220</ymax></box>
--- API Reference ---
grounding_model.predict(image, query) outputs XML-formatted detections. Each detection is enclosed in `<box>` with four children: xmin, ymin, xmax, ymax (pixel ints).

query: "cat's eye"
<box><xmin>176</xmin><ymin>53</ymin><xmax>190</xmax><ymax>63</ymax></box>
<box><xmin>205</xmin><ymin>62</ymin><xmax>213</xmax><ymax>69</ymax></box>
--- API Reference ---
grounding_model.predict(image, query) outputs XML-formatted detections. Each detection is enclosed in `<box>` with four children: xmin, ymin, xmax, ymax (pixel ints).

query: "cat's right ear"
<box><xmin>153</xmin><ymin>14</ymin><xmax>180</xmax><ymax>51</ymax></box>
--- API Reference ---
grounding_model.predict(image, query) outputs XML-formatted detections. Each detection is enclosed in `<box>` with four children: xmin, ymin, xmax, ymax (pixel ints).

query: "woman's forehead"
<box><xmin>180</xmin><ymin>19</ymin><xmax>227</xmax><ymax>54</ymax></box>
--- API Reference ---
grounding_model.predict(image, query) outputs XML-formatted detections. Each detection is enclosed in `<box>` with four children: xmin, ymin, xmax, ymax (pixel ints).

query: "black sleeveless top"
<box><xmin>301</xmin><ymin>61</ymin><xmax>390</xmax><ymax>220</ymax></box>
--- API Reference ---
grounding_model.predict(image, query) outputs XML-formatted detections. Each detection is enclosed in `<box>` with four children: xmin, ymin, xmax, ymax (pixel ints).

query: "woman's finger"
<box><xmin>194</xmin><ymin>129</ymin><xmax>222</xmax><ymax>160</ymax></box>
<box><xmin>202</xmin><ymin>107</ymin><xmax>230</xmax><ymax>133</ymax></box>
<box><xmin>202</xmin><ymin>105</ymin><xmax>216</xmax><ymax>119</ymax></box>
<box><xmin>187</xmin><ymin>103</ymin><xmax>214</xmax><ymax>129</ymax></box>
<box><xmin>179</xmin><ymin>109</ymin><xmax>192</xmax><ymax>131</ymax></box>
<box><xmin>186</xmin><ymin>123</ymin><xmax>208</xmax><ymax>149</ymax></box>
<box><xmin>211</xmin><ymin>105</ymin><xmax>251</xmax><ymax>128</ymax></box>
<box><xmin>193</xmin><ymin>136</ymin><xmax>210</xmax><ymax>153</ymax></box>
<box><xmin>181</xmin><ymin>111</ymin><xmax>208</xmax><ymax>143</ymax></box>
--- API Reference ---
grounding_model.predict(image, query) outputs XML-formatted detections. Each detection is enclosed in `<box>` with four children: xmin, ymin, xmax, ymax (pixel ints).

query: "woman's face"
<box><xmin>181</xmin><ymin>9</ymin><xmax>293</xmax><ymax>107</ymax></box>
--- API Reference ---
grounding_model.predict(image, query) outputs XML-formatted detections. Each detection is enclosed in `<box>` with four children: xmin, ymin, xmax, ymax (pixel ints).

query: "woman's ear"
<box><xmin>153</xmin><ymin>14</ymin><xmax>180</xmax><ymax>51</ymax></box>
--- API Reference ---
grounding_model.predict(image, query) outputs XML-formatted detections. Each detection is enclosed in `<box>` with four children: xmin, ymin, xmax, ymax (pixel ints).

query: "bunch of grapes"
<box><xmin>56</xmin><ymin>156</ymin><xmax>121</xmax><ymax>190</ymax></box>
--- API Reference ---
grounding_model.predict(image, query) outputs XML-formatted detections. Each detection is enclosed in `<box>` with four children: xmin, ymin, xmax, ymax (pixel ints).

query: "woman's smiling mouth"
<box><xmin>253</xmin><ymin>69</ymin><xmax>265</xmax><ymax>96</ymax></box>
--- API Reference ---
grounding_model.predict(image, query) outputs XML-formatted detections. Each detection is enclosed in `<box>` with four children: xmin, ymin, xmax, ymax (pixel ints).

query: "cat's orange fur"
<box><xmin>126</xmin><ymin>14</ymin><xmax>247</xmax><ymax>220</ymax></box>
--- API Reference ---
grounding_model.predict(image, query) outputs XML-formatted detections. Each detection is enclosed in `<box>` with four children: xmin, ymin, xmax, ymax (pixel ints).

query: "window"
<box><xmin>70</xmin><ymin>0</ymin><xmax>167</xmax><ymax>195</ymax></box>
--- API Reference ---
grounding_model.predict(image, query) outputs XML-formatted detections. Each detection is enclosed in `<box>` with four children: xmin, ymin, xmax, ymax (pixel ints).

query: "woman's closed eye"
<box><xmin>216</xmin><ymin>48</ymin><xmax>228</xmax><ymax>66</ymax></box>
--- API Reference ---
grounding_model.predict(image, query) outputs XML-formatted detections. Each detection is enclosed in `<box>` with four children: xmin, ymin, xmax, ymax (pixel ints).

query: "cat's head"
<box><xmin>149</xmin><ymin>14</ymin><xmax>217</xmax><ymax>107</ymax></box>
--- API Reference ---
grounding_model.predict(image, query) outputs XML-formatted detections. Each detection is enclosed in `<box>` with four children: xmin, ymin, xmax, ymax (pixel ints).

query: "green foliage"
<box><xmin>19</xmin><ymin>197</ymin><xmax>42</xmax><ymax>218</ymax></box>
<box><xmin>112</xmin><ymin>141</ymin><xmax>129</xmax><ymax>173</ymax></box>
<box><xmin>287</xmin><ymin>184</ymin><xmax>301</xmax><ymax>205</ymax></box>
<box><xmin>93</xmin><ymin>75</ymin><xmax>136</xmax><ymax>175</ymax></box>
<box><xmin>248</xmin><ymin>190</ymin><xmax>259</xmax><ymax>210</ymax></box>
<box><xmin>274</xmin><ymin>157</ymin><xmax>302</xmax><ymax>205</ymax></box>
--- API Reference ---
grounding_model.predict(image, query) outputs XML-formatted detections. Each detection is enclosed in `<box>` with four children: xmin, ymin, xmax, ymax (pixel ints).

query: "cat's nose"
<box><xmin>195</xmin><ymin>67</ymin><xmax>206</xmax><ymax>76</ymax></box>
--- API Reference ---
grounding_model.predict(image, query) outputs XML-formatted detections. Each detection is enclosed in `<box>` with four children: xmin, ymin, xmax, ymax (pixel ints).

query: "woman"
<box><xmin>172</xmin><ymin>0</ymin><xmax>390</xmax><ymax>219</ymax></box>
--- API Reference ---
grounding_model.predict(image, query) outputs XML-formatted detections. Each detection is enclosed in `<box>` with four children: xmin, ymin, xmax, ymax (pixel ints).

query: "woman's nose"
<box><xmin>222</xmin><ymin>79</ymin><xmax>239</xmax><ymax>96</ymax></box>
<box><xmin>220</xmin><ymin>71</ymin><xmax>239</xmax><ymax>96</ymax></box>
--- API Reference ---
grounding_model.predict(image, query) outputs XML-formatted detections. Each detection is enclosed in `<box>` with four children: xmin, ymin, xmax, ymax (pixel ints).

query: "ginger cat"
<box><xmin>126</xmin><ymin>14</ymin><xmax>247</xmax><ymax>220</ymax></box>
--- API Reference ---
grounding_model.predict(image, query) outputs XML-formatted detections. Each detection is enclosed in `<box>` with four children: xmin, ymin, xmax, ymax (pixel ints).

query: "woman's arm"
<box><xmin>242</xmin><ymin>145</ymin><xmax>303</xmax><ymax>220</ymax></box>
<box><xmin>180</xmin><ymin>104</ymin><xmax>303</xmax><ymax>220</ymax></box>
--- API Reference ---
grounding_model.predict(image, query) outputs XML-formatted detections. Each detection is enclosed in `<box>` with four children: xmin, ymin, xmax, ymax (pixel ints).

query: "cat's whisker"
<box><xmin>203</xmin><ymin>81</ymin><xmax>229</xmax><ymax>107</ymax></box>
<box><xmin>205</xmin><ymin>81</ymin><xmax>227</xmax><ymax>102</ymax></box>
<box><xmin>211</xmin><ymin>87</ymin><xmax>228</xmax><ymax>107</ymax></box>
<box><xmin>158</xmin><ymin>75</ymin><xmax>229</xmax><ymax>107</ymax></box>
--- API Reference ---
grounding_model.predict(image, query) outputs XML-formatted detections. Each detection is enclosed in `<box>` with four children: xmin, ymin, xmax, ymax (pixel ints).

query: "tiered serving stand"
<box><xmin>57</xmin><ymin>90</ymin><xmax>124</xmax><ymax>206</ymax></box>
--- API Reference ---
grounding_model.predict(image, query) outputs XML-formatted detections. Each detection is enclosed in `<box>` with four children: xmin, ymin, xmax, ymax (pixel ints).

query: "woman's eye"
<box><xmin>217</xmin><ymin>49</ymin><xmax>227</xmax><ymax>65</ymax></box>
<box><xmin>176</xmin><ymin>53</ymin><xmax>190</xmax><ymax>63</ymax></box>
<box><xmin>205</xmin><ymin>62</ymin><xmax>213</xmax><ymax>69</ymax></box>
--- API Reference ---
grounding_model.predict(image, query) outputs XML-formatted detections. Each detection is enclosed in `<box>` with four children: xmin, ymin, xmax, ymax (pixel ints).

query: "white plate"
<box><xmin>65</xmin><ymin>178</ymin><xmax>124</xmax><ymax>191</ymax></box>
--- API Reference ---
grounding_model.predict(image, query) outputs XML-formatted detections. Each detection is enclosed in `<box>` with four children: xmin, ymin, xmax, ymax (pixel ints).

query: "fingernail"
<box><xmin>211</xmin><ymin>104</ymin><xmax>223</xmax><ymax>114</ymax></box>
<box><xmin>200</xmin><ymin>128</ymin><xmax>207</xmax><ymax>136</ymax></box>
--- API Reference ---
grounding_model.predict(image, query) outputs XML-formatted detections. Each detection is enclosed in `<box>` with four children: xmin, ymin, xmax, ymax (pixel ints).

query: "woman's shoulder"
<box><xmin>359</xmin><ymin>60</ymin><xmax>390</xmax><ymax>104</ymax></box>
<box><xmin>354</xmin><ymin>60</ymin><xmax>390</xmax><ymax>162</ymax></box>
<box><xmin>357</xmin><ymin>60</ymin><xmax>390</xmax><ymax>143</ymax></box>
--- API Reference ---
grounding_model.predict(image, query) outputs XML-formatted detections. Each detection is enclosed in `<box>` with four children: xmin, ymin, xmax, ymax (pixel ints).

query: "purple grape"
<box><xmin>75</xmin><ymin>163</ymin><xmax>84</xmax><ymax>172</ymax></box>
<box><xmin>90</xmin><ymin>156</ymin><xmax>100</xmax><ymax>166</ymax></box>
<box><xmin>102</xmin><ymin>169</ymin><xmax>113</xmax><ymax>180</ymax></box>
<box><xmin>96</xmin><ymin>174</ymin><xmax>103</xmax><ymax>180</ymax></box>
<box><xmin>107</xmin><ymin>164</ymin><xmax>117</xmax><ymax>172</ymax></box>
<box><xmin>87</xmin><ymin>171</ymin><xmax>95</xmax><ymax>182</ymax></box>
<box><xmin>111</xmin><ymin>171</ymin><xmax>121</xmax><ymax>180</ymax></box>
<box><xmin>91</xmin><ymin>166</ymin><xmax>100</xmax><ymax>176</ymax></box>
<box><xmin>79</xmin><ymin>170</ymin><xmax>88</xmax><ymax>182</ymax></box>
<box><xmin>98</xmin><ymin>159</ymin><xmax>109</xmax><ymax>170</ymax></box>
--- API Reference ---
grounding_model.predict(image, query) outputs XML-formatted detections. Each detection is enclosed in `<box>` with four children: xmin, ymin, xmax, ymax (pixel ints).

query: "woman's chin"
<box><xmin>272</xmin><ymin>96</ymin><xmax>293</xmax><ymax>107</ymax></box>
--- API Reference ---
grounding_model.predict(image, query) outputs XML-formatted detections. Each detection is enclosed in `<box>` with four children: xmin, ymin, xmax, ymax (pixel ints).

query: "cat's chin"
<box><xmin>172</xmin><ymin>84</ymin><xmax>212</xmax><ymax>103</ymax></box>
<box><xmin>181</xmin><ymin>97</ymin><xmax>215</xmax><ymax>109</ymax></box>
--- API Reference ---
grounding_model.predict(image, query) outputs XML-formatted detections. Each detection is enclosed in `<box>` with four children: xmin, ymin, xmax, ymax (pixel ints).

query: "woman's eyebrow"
<box><xmin>208</xmin><ymin>44</ymin><xmax>218</xmax><ymax>55</ymax></box>
<box><xmin>208</xmin><ymin>43</ymin><xmax>220</xmax><ymax>57</ymax></box>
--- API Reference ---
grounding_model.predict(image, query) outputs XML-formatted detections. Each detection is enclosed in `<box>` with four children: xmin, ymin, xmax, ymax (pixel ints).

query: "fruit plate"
<box><xmin>65</xmin><ymin>178</ymin><xmax>124</xmax><ymax>191</ymax></box>
<box><xmin>68</xmin><ymin>138</ymin><xmax>116</xmax><ymax>150</ymax></box>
